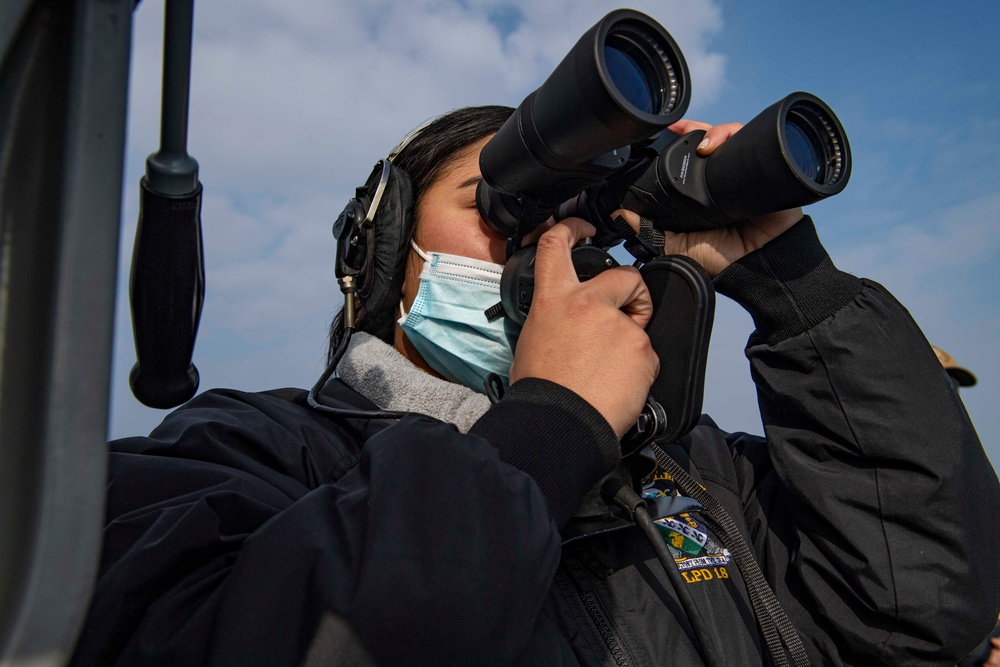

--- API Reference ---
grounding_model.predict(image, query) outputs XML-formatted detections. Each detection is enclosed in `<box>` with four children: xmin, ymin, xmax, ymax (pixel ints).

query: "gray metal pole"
<box><xmin>145</xmin><ymin>0</ymin><xmax>200</xmax><ymax>196</ymax></box>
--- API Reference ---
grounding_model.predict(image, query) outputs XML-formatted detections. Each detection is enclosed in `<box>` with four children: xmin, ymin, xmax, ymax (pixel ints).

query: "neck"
<box><xmin>393</xmin><ymin>324</ymin><xmax>447</xmax><ymax>381</ymax></box>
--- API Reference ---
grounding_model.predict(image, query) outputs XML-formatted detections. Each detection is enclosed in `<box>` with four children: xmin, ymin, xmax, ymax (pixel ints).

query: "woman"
<box><xmin>72</xmin><ymin>106</ymin><xmax>1000</xmax><ymax>666</ymax></box>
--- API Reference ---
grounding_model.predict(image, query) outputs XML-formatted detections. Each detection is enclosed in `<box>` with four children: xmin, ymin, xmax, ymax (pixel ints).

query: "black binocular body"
<box><xmin>476</xmin><ymin>9</ymin><xmax>851</xmax><ymax>247</ymax></box>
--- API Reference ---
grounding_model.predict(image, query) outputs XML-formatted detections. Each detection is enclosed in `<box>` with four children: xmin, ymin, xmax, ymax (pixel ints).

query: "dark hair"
<box><xmin>326</xmin><ymin>105</ymin><xmax>514</xmax><ymax>365</ymax></box>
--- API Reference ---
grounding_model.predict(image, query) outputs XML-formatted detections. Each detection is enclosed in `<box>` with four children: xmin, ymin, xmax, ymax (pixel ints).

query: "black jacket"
<box><xmin>72</xmin><ymin>219</ymin><xmax>1000</xmax><ymax>666</ymax></box>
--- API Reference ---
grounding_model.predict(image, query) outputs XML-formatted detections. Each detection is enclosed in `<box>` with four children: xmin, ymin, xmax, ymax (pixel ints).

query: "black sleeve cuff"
<box><xmin>713</xmin><ymin>216</ymin><xmax>863</xmax><ymax>345</ymax></box>
<box><xmin>469</xmin><ymin>378</ymin><xmax>620</xmax><ymax>528</ymax></box>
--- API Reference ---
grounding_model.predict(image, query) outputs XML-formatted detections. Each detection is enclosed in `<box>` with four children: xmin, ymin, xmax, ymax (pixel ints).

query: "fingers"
<box><xmin>695</xmin><ymin>122</ymin><xmax>743</xmax><ymax>155</ymax></box>
<box><xmin>612</xmin><ymin>208</ymin><xmax>641</xmax><ymax>234</ymax></box>
<box><xmin>514</xmin><ymin>221</ymin><xmax>657</xmax><ymax>438</ymax></box>
<box><xmin>587</xmin><ymin>265</ymin><xmax>654</xmax><ymax>329</ymax></box>
<box><xmin>611</xmin><ymin>208</ymin><xmax>677</xmax><ymax>259</ymax></box>
<box><xmin>667</xmin><ymin>120</ymin><xmax>744</xmax><ymax>156</ymax></box>
<box><xmin>532</xmin><ymin>218</ymin><xmax>653</xmax><ymax>329</ymax></box>
<box><xmin>532</xmin><ymin>218</ymin><xmax>595</xmax><ymax>292</ymax></box>
<box><xmin>988</xmin><ymin>638</ymin><xmax>1000</xmax><ymax>666</ymax></box>
<box><xmin>521</xmin><ymin>216</ymin><xmax>557</xmax><ymax>245</ymax></box>
<box><xmin>668</xmin><ymin>119</ymin><xmax>713</xmax><ymax>135</ymax></box>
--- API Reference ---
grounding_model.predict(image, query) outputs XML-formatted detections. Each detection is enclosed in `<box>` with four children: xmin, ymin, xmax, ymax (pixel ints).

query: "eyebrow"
<box><xmin>457</xmin><ymin>176</ymin><xmax>482</xmax><ymax>190</ymax></box>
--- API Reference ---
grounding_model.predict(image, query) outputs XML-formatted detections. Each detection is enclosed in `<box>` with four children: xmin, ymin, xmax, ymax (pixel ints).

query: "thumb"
<box><xmin>532</xmin><ymin>218</ymin><xmax>596</xmax><ymax>293</ymax></box>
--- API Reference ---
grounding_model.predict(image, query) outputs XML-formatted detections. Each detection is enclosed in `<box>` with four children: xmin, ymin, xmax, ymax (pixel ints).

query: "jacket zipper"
<box><xmin>565</xmin><ymin>558</ymin><xmax>633</xmax><ymax>667</ymax></box>
<box><xmin>579</xmin><ymin>589</ymin><xmax>631</xmax><ymax>667</ymax></box>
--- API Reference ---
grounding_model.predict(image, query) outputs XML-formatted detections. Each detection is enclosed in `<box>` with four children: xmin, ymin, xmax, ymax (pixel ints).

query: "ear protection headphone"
<box><xmin>330</xmin><ymin>120</ymin><xmax>434</xmax><ymax>338</ymax></box>
<box><xmin>308</xmin><ymin>122</ymin><xmax>437</xmax><ymax>418</ymax></box>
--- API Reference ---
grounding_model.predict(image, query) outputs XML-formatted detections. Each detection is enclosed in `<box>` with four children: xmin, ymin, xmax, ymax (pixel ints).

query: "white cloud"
<box><xmin>132</xmin><ymin>0</ymin><xmax>729</xmax><ymax>196</ymax></box>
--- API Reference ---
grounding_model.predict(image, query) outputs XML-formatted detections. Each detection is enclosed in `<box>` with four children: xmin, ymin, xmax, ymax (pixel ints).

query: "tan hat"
<box><xmin>932</xmin><ymin>345</ymin><xmax>977</xmax><ymax>387</ymax></box>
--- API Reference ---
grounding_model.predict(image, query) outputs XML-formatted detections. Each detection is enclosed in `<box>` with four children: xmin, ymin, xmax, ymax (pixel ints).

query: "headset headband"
<box><xmin>387</xmin><ymin>115</ymin><xmax>437</xmax><ymax>164</ymax></box>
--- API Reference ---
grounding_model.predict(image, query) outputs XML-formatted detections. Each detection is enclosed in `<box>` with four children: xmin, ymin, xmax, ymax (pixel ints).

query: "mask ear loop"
<box><xmin>409</xmin><ymin>238</ymin><xmax>431</xmax><ymax>262</ymax></box>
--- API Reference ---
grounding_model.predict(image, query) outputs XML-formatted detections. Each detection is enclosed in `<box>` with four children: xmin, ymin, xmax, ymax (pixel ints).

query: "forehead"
<box><xmin>430</xmin><ymin>137</ymin><xmax>489</xmax><ymax>189</ymax></box>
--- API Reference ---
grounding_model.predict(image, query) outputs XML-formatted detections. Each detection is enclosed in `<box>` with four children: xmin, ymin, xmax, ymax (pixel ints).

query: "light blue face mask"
<box><xmin>398</xmin><ymin>241</ymin><xmax>521</xmax><ymax>394</ymax></box>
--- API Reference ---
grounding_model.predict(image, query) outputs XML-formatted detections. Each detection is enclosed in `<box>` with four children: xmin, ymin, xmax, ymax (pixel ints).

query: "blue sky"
<box><xmin>111</xmin><ymin>0</ymin><xmax>999</xmax><ymax>471</ymax></box>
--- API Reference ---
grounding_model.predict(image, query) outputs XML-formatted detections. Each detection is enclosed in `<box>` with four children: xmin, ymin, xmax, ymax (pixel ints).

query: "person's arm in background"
<box><xmin>621</xmin><ymin>120</ymin><xmax>1000</xmax><ymax>665</ymax></box>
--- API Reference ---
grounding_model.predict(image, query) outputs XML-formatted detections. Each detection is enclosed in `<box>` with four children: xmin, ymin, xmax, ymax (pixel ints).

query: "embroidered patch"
<box><xmin>654</xmin><ymin>512</ymin><xmax>732</xmax><ymax>571</ymax></box>
<box><xmin>654</xmin><ymin>513</ymin><xmax>708</xmax><ymax>555</ymax></box>
<box><xmin>671</xmin><ymin>550</ymin><xmax>732</xmax><ymax>572</ymax></box>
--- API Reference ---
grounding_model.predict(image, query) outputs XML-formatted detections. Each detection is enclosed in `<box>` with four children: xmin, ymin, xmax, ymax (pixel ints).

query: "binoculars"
<box><xmin>476</xmin><ymin>9</ymin><xmax>851</xmax><ymax>247</ymax></box>
<box><xmin>481</xmin><ymin>9</ymin><xmax>853</xmax><ymax>447</ymax></box>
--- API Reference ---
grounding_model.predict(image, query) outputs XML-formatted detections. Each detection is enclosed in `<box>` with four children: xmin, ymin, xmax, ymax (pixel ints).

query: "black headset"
<box><xmin>307</xmin><ymin>127</ymin><xmax>429</xmax><ymax>418</ymax></box>
<box><xmin>332</xmin><ymin>157</ymin><xmax>414</xmax><ymax>339</ymax></box>
<box><xmin>329</xmin><ymin>116</ymin><xmax>445</xmax><ymax>340</ymax></box>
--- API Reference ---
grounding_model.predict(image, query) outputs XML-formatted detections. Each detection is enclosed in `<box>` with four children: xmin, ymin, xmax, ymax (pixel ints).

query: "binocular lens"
<box><xmin>604</xmin><ymin>44</ymin><xmax>657</xmax><ymax>114</ymax></box>
<box><xmin>603</xmin><ymin>22</ymin><xmax>683</xmax><ymax>117</ymax></box>
<box><xmin>784</xmin><ymin>120</ymin><xmax>823</xmax><ymax>183</ymax></box>
<box><xmin>783</xmin><ymin>102</ymin><xmax>846</xmax><ymax>187</ymax></box>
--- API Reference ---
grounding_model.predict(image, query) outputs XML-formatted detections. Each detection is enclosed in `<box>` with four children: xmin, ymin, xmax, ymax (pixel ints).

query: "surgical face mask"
<box><xmin>398</xmin><ymin>241</ymin><xmax>521</xmax><ymax>393</ymax></box>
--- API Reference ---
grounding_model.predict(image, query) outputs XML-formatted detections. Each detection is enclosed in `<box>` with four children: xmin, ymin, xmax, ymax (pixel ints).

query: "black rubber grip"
<box><xmin>128</xmin><ymin>178</ymin><xmax>204</xmax><ymax>409</ymax></box>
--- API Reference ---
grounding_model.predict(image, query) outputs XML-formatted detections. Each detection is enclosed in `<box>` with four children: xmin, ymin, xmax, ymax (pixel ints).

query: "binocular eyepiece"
<box><xmin>477</xmin><ymin>9</ymin><xmax>851</xmax><ymax>245</ymax></box>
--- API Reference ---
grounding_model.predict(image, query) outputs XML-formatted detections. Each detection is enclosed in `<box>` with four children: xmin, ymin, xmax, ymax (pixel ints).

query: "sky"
<box><xmin>110</xmin><ymin>0</ymin><xmax>1000</xmax><ymax>472</ymax></box>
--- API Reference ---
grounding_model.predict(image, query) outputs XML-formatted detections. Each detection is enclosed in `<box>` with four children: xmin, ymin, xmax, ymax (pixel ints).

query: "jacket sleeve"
<box><xmin>72</xmin><ymin>380</ymin><xmax>619</xmax><ymax>667</ymax></box>
<box><xmin>714</xmin><ymin>217</ymin><xmax>1000</xmax><ymax>666</ymax></box>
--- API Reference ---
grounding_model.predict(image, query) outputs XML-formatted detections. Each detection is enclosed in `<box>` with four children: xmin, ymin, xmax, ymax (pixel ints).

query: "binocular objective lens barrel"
<box><xmin>782</xmin><ymin>101</ymin><xmax>847</xmax><ymax>188</ymax></box>
<box><xmin>673</xmin><ymin>91</ymin><xmax>852</xmax><ymax>227</ymax></box>
<box><xmin>601</xmin><ymin>21</ymin><xmax>684</xmax><ymax>119</ymax></box>
<box><xmin>478</xmin><ymin>9</ymin><xmax>691</xmax><ymax>224</ymax></box>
